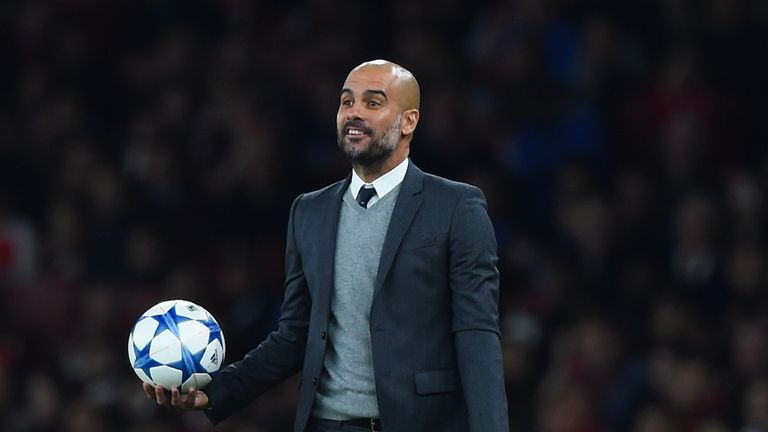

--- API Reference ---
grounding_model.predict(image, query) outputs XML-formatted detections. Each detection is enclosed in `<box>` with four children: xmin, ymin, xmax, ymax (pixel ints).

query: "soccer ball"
<box><xmin>128</xmin><ymin>300</ymin><xmax>225</xmax><ymax>393</ymax></box>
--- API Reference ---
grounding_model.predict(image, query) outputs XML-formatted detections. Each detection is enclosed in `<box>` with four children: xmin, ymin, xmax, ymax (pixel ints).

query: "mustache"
<box><xmin>341</xmin><ymin>120</ymin><xmax>373</xmax><ymax>135</ymax></box>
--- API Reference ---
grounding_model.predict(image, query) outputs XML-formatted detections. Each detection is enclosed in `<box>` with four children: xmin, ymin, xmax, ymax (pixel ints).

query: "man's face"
<box><xmin>336</xmin><ymin>67</ymin><xmax>403</xmax><ymax>166</ymax></box>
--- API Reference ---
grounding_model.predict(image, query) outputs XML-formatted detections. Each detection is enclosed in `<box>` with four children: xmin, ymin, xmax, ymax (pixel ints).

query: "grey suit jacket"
<box><xmin>205</xmin><ymin>163</ymin><xmax>510</xmax><ymax>431</ymax></box>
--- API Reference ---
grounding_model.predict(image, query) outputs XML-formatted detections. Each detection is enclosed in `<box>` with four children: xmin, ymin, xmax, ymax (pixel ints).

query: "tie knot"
<box><xmin>357</xmin><ymin>186</ymin><xmax>377</xmax><ymax>208</ymax></box>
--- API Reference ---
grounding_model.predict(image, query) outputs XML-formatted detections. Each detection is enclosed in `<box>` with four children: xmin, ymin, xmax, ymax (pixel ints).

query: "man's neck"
<box><xmin>353</xmin><ymin>155</ymin><xmax>407</xmax><ymax>183</ymax></box>
<box><xmin>353</xmin><ymin>163</ymin><xmax>388</xmax><ymax>183</ymax></box>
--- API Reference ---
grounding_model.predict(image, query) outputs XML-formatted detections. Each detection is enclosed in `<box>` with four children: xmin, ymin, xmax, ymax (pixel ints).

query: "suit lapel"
<box><xmin>317</xmin><ymin>176</ymin><xmax>350</xmax><ymax>311</ymax></box>
<box><xmin>373</xmin><ymin>163</ymin><xmax>425</xmax><ymax>299</ymax></box>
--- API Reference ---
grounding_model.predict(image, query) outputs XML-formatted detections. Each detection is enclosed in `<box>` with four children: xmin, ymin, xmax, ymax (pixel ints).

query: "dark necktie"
<box><xmin>357</xmin><ymin>186</ymin><xmax>376</xmax><ymax>208</ymax></box>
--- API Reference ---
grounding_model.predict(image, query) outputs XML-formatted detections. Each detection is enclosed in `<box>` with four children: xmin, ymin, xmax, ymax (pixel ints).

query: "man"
<box><xmin>145</xmin><ymin>60</ymin><xmax>509</xmax><ymax>431</ymax></box>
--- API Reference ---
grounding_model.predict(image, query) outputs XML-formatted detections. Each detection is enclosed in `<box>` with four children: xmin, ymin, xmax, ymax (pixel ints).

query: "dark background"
<box><xmin>1</xmin><ymin>0</ymin><xmax>768</xmax><ymax>431</ymax></box>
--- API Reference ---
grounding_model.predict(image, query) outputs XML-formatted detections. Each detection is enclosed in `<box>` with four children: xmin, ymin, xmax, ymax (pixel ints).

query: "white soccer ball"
<box><xmin>128</xmin><ymin>300</ymin><xmax>225</xmax><ymax>393</ymax></box>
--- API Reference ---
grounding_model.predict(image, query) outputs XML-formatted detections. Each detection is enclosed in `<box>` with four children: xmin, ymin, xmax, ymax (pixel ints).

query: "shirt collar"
<box><xmin>350</xmin><ymin>157</ymin><xmax>409</xmax><ymax>199</ymax></box>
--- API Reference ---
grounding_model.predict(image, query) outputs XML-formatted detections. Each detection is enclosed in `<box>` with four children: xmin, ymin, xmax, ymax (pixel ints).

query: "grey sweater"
<box><xmin>312</xmin><ymin>185</ymin><xmax>400</xmax><ymax>420</ymax></box>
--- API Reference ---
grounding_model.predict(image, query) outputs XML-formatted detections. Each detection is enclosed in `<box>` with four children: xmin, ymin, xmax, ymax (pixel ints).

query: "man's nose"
<box><xmin>345</xmin><ymin>102</ymin><xmax>364</xmax><ymax>121</ymax></box>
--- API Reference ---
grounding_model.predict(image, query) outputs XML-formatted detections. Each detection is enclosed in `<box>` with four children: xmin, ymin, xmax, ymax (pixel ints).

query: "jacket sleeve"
<box><xmin>449</xmin><ymin>185</ymin><xmax>510</xmax><ymax>431</ymax></box>
<box><xmin>205</xmin><ymin>194</ymin><xmax>311</xmax><ymax>424</ymax></box>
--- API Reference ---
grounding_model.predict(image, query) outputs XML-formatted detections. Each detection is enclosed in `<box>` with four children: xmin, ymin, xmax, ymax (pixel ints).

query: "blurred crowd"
<box><xmin>1</xmin><ymin>0</ymin><xmax>768</xmax><ymax>431</ymax></box>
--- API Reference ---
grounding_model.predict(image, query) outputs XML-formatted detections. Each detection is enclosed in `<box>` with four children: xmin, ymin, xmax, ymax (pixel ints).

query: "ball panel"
<box><xmin>132</xmin><ymin>317</ymin><xmax>160</xmax><ymax>350</ymax></box>
<box><xmin>201</xmin><ymin>339</ymin><xmax>224</xmax><ymax>373</ymax></box>
<box><xmin>142</xmin><ymin>300</ymin><xmax>178</xmax><ymax>317</ymax></box>
<box><xmin>177</xmin><ymin>320</ymin><xmax>210</xmax><ymax>354</ymax></box>
<box><xmin>128</xmin><ymin>333</ymin><xmax>137</xmax><ymax>366</ymax></box>
<box><xmin>206</xmin><ymin>326</ymin><xmax>226</xmax><ymax>355</ymax></box>
<box><xmin>150</xmin><ymin>365</ymin><xmax>183</xmax><ymax>389</ymax></box>
<box><xmin>174</xmin><ymin>300</ymin><xmax>209</xmax><ymax>321</ymax></box>
<box><xmin>181</xmin><ymin>373</ymin><xmax>212</xmax><ymax>393</ymax></box>
<box><xmin>149</xmin><ymin>329</ymin><xmax>182</xmax><ymax>364</ymax></box>
<box><xmin>208</xmin><ymin>314</ymin><xmax>220</xmax><ymax>326</ymax></box>
<box><xmin>134</xmin><ymin>368</ymin><xmax>154</xmax><ymax>385</ymax></box>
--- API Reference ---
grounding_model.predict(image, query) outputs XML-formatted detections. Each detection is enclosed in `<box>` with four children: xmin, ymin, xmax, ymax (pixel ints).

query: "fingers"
<box><xmin>155</xmin><ymin>385</ymin><xmax>171</xmax><ymax>408</ymax></box>
<box><xmin>143</xmin><ymin>383</ymin><xmax>156</xmax><ymax>400</ymax></box>
<box><xmin>184</xmin><ymin>388</ymin><xmax>198</xmax><ymax>410</ymax></box>
<box><xmin>151</xmin><ymin>385</ymin><xmax>202</xmax><ymax>411</ymax></box>
<box><xmin>171</xmin><ymin>386</ymin><xmax>181</xmax><ymax>408</ymax></box>
<box><xmin>172</xmin><ymin>386</ymin><xmax>197</xmax><ymax>410</ymax></box>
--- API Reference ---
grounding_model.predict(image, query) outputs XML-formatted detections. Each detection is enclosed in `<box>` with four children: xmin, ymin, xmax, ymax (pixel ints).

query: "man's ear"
<box><xmin>401</xmin><ymin>109</ymin><xmax>420</xmax><ymax>135</ymax></box>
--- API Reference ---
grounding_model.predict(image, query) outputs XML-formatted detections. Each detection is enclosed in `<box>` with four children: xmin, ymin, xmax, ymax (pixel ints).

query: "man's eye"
<box><xmin>341</xmin><ymin>100</ymin><xmax>353</xmax><ymax>107</ymax></box>
<box><xmin>368</xmin><ymin>100</ymin><xmax>380</xmax><ymax>107</ymax></box>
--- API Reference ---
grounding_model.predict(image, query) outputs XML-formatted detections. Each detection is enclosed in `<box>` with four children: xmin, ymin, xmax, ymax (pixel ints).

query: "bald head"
<box><xmin>337</xmin><ymin>60</ymin><xmax>421</xmax><ymax>180</ymax></box>
<box><xmin>347</xmin><ymin>59</ymin><xmax>420</xmax><ymax>111</ymax></box>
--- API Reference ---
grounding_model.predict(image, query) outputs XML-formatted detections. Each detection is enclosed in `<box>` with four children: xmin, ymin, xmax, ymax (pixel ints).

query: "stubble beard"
<box><xmin>337</xmin><ymin>114</ymin><xmax>402</xmax><ymax>168</ymax></box>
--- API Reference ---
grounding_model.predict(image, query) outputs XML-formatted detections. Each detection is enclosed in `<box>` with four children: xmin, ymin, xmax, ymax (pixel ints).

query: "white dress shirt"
<box><xmin>349</xmin><ymin>158</ymin><xmax>409</xmax><ymax>208</ymax></box>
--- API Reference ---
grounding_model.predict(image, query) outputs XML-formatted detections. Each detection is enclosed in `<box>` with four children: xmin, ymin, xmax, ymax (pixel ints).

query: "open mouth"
<box><xmin>343</xmin><ymin>123</ymin><xmax>372</xmax><ymax>138</ymax></box>
<box><xmin>346</xmin><ymin>127</ymin><xmax>367</xmax><ymax>136</ymax></box>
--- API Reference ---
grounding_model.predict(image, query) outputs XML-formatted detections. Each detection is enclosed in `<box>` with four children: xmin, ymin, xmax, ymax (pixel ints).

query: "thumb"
<box><xmin>195</xmin><ymin>390</ymin><xmax>210</xmax><ymax>409</ymax></box>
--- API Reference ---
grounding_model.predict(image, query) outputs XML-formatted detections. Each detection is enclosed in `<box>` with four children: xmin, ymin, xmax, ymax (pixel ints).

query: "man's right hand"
<box><xmin>143</xmin><ymin>383</ymin><xmax>210</xmax><ymax>411</ymax></box>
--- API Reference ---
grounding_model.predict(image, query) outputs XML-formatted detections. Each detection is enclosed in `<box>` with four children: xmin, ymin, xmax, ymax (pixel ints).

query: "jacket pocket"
<box><xmin>401</xmin><ymin>235</ymin><xmax>438</xmax><ymax>252</ymax></box>
<box><xmin>414</xmin><ymin>369</ymin><xmax>463</xmax><ymax>395</ymax></box>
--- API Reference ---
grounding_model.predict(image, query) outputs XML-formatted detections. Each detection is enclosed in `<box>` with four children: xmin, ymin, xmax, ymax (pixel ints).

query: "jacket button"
<box><xmin>321</xmin><ymin>331</ymin><xmax>327</xmax><ymax>340</ymax></box>
<box><xmin>312</xmin><ymin>377</ymin><xmax>318</xmax><ymax>386</ymax></box>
